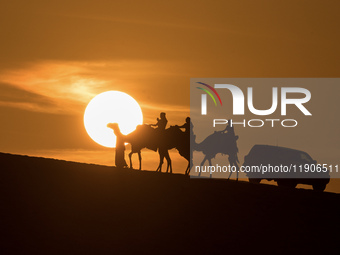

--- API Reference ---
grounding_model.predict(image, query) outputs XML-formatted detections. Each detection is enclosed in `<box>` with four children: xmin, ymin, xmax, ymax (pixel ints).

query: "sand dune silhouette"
<box><xmin>1</xmin><ymin>152</ymin><xmax>339</xmax><ymax>254</ymax></box>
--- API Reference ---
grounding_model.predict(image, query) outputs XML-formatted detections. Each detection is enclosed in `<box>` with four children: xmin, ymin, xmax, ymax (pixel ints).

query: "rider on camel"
<box><xmin>151</xmin><ymin>112</ymin><xmax>168</xmax><ymax>131</ymax></box>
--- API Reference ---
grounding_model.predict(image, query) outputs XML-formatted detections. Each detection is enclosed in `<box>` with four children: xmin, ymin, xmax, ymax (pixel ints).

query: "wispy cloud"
<box><xmin>0</xmin><ymin>62</ymin><xmax>106</xmax><ymax>114</ymax></box>
<box><xmin>0</xmin><ymin>60</ymin><xmax>190</xmax><ymax>120</ymax></box>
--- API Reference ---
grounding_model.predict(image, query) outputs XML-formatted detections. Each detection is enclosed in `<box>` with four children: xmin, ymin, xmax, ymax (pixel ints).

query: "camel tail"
<box><xmin>236</xmin><ymin>155</ymin><xmax>240</xmax><ymax>163</ymax></box>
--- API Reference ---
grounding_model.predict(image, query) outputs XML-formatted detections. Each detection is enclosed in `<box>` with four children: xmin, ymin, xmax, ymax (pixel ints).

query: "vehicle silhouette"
<box><xmin>243</xmin><ymin>145</ymin><xmax>330</xmax><ymax>191</ymax></box>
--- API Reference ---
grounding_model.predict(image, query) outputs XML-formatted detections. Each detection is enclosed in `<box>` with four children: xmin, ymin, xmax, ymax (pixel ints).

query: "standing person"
<box><xmin>107</xmin><ymin>123</ymin><xmax>128</xmax><ymax>168</ymax></box>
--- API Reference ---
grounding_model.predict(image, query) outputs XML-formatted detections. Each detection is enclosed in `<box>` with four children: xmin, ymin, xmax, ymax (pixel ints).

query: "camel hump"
<box><xmin>200</xmin><ymin>131</ymin><xmax>239</xmax><ymax>154</ymax></box>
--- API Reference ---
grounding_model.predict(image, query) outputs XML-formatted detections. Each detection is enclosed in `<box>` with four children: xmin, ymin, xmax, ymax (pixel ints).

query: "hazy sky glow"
<box><xmin>0</xmin><ymin>0</ymin><xmax>339</xmax><ymax>190</ymax></box>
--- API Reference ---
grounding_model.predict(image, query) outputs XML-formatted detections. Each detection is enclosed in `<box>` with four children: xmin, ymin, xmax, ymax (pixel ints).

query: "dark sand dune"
<box><xmin>1</xmin><ymin>152</ymin><xmax>339</xmax><ymax>255</ymax></box>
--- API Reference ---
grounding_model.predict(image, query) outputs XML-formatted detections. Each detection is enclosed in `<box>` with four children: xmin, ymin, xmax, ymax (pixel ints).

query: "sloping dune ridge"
<box><xmin>0</xmin><ymin>153</ymin><xmax>339</xmax><ymax>255</ymax></box>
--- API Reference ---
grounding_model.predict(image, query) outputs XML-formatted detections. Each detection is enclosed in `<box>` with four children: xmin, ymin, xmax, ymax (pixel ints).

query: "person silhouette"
<box><xmin>151</xmin><ymin>112</ymin><xmax>168</xmax><ymax>131</ymax></box>
<box><xmin>178</xmin><ymin>117</ymin><xmax>195</xmax><ymax>175</ymax></box>
<box><xmin>178</xmin><ymin>117</ymin><xmax>196</xmax><ymax>139</ymax></box>
<box><xmin>221</xmin><ymin>119</ymin><xmax>235</xmax><ymax>135</ymax></box>
<box><xmin>107</xmin><ymin>123</ymin><xmax>128</xmax><ymax>168</ymax></box>
<box><xmin>177</xmin><ymin>116</ymin><xmax>196</xmax><ymax>145</ymax></box>
<box><xmin>221</xmin><ymin>120</ymin><xmax>240</xmax><ymax>180</ymax></box>
<box><xmin>178</xmin><ymin>117</ymin><xmax>190</xmax><ymax>134</ymax></box>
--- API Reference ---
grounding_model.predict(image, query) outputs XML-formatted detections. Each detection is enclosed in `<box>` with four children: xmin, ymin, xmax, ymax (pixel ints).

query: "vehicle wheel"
<box><xmin>277</xmin><ymin>180</ymin><xmax>297</xmax><ymax>188</ymax></box>
<box><xmin>312</xmin><ymin>184</ymin><xmax>326</xmax><ymax>192</ymax></box>
<box><xmin>249</xmin><ymin>178</ymin><xmax>261</xmax><ymax>184</ymax></box>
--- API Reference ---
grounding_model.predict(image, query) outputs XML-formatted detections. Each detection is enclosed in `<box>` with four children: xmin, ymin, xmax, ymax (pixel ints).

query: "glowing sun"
<box><xmin>84</xmin><ymin>91</ymin><xmax>143</xmax><ymax>148</ymax></box>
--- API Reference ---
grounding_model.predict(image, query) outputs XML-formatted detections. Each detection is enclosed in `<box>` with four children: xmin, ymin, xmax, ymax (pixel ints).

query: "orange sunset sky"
<box><xmin>0</xmin><ymin>1</ymin><xmax>339</xmax><ymax>176</ymax></box>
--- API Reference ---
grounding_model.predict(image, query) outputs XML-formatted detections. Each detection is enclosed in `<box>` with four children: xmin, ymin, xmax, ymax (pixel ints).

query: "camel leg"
<box><xmin>188</xmin><ymin>155</ymin><xmax>194</xmax><ymax>174</ymax></box>
<box><xmin>199</xmin><ymin>156</ymin><xmax>208</xmax><ymax>177</ymax></box>
<box><xmin>208</xmin><ymin>158</ymin><xmax>213</xmax><ymax>178</ymax></box>
<box><xmin>228</xmin><ymin>156</ymin><xmax>239</xmax><ymax>181</ymax></box>
<box><xmin>227</xmin><ymin>165</ymin><xmax>233</xmax><ymax>179</ymax></box>
<box><xmin>235</xmin><ymin>161</ymin><xmax>239</xmax><ymax>181</ymax></box>
<box><xmin>185</xmin><ymin>161</ymin><xmax>190</xmax><ymax>175</ymax></box>
<box><xmin>129</xmin><ymin>152</ymin><xmax>133</xmax><ymax>169</ymax></box>
<box><xmin>165</xmin><ymin>151</ymin><xmax>172</xmax><ymax>174</ymax></box>
<box><xmin>186</xmin><ymin>164</ymin><xmax>191</xmax><ymax>175</ymax></box>
<box><xmin>156</xmin><ymin>159</ymin><xmax>163</xmax><ymax>172</ymax></box>
<box><xmin>156</xmin><ymin>151</ymin><xmax>164</xmax><ymax>172</ymax></box>
<box><xmin>229</xmin><ymin>162</ymin><xmax>239</xmax><ymax>181</ymax></box>
<box><xmin>186</xmin><ymin>155</ymin><xmax>193</xmax><ymax>175</ymax></box>
<box><xmin>227</xmin><ymin>157</ymin><xmax>233</xmax><ymax>179</ymax></box>
<box><xmin>138</xmin><ymin>151</ymin><xmax>142</xmax><ymax>170</ymax></box>
<box><xmin>186</xmin><ymin>149</ymin><xmax>193</xmax><ymax>175</ymax></box>
<box><xmin>227</xmin><ymin>156</ymin><xmax>233</xmax><ymax>179</ymax></box>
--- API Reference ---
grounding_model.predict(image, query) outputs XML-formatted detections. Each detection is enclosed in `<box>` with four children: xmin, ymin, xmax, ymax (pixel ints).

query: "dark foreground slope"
<box><xmin>0</xmin><ymin>153</ymin><xmax>339</xmax><ymax>255</ymax></box>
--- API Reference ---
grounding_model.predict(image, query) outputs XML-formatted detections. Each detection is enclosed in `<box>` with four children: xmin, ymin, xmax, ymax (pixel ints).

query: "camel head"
<box><xmin>107</xmin><ymin>123</ymin><xmax>119</xmax><ymax>131</ymax></box>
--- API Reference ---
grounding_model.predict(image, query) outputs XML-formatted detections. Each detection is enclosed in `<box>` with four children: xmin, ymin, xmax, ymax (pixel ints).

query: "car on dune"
<box><xmin>243</xmin><ymin>145</ymin><xmax>330</xmax><ymax>191</ymax></box>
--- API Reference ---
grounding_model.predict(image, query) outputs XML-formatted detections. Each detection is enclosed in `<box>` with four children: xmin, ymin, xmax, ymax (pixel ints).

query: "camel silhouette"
<box><xmin>108</xmin><ymin>124</ymin><xmax>190</xmax><ymax>173</ymax></box>
<box><xmin>191</xmin><ymin>130</ymin><xmax>240</xmax><ymax>179</ymax></box>
<box><xmin>168</xmin><ymin>125</ymin><xmax>191</xmax><ymax>174</ymax></box>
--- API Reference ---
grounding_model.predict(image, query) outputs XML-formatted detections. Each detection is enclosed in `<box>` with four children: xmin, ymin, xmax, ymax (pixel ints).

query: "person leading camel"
<box><xmin>107</xmin><ymin>123</ymin><xmax>128</xmax><ymax>168</ymax></box>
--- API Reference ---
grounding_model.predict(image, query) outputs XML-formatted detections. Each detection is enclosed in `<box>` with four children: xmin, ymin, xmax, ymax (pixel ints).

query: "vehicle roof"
<box><xmin>250</xmin><ymin>144</ymin><xmax>309</xmax><ymax>155</ymax></box>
